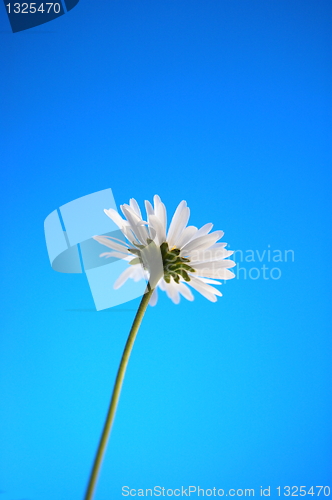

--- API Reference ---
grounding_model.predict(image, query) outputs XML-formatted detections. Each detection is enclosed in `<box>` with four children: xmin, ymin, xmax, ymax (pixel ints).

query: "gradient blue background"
<box><xmin>1</xmin><ymin>1</ymin><xmax>331</xmax><ymax>499</ymax></box>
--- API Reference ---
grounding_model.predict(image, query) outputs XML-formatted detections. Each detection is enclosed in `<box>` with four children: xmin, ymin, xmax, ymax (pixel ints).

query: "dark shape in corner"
<box><xmin>63</xmin><ymin>0</ymin><xmax>79</xmax><ymax>11</ymax></box>
<box><xmin>2</xmin><ymin>0</ymin><xmax>80</xmax><ymax>33</ymax></box>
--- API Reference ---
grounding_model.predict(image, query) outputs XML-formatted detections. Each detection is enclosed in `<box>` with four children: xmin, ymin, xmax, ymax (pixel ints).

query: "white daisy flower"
<box><xmin>94</xmin><ymin>195</ymin><xmax>235</xmax><ymax>305</ymax></box>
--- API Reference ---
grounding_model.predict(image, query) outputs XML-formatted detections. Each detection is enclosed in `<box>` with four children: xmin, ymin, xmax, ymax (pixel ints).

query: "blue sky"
<box><xmin>0</xmin><ymin>1</ymin><xmax>331</xmax><ymax>499</ymax></box>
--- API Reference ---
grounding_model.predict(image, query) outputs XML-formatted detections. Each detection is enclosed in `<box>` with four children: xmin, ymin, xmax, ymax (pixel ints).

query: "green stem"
<box><xmin>84</xmin><ymin>287</ymin><xmax>154</xmax><ymax>500</ymax></box>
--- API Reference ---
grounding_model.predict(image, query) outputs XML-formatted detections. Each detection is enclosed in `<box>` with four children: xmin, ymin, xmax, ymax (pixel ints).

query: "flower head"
<box><xmin>94</xmin><ymin>196</ymin><xmax>235</xmax><ymax>305</ymax></box>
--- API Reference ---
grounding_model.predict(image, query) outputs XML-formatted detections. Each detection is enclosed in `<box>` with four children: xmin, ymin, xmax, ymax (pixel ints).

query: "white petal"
<box><xmin>121</xmin><ymin>203</ymin><xmax>147</xmax><ymax>224</ymax></box>
<box><xmin>131</xmin><ymin>265</ymin><xmax>146</xmax><ymax>282</ymax></box>
<box><xmin>96</xmin><ymin>234</ymin><xmax>130</xmax><ymax>246</ymax></box>
<box><xmin>104</xmin><ymin>208</ymin><xmax>129</xmax><ymax>230</ymax></box>
<box><xmin>113</xmin><ymin>266</ymin><xmax>138</xmax><ymax>289</ymax></box>
<box><xmin>177</xmin><ymin>223</ymin><xmax>213</xmax><ymax>249</ymax></box>
<box><xmin>158</xmin><ymin>278</ymin><xmax>167</xmax><ymax>291</ymax></box>
<box><xmin>189</xmin><ymin>276</ymin><xmax>222</xmax><ymax>296</ymax></box>
<box><xmin>180</xmin><ymin>230</ymin><xmax>224</xmax><ymax>256</ymax></box>
<box><xmin>120</xmin><ymin>226</ymin><xmax>140</xmax><ymax>245</ymax></box>
<box><xmin>167</xmin><ymin>201</ymin><xmax>190</xmax><ymax>248</ymax></box>
<box><xmin>160</xmin><ymin>278</ymin><xmax>194</xmax><ymax>304</ymax></box>
<box><xmin>177</xmin><ymin>281</ymin><xmax>194</xmax><ymax>301</ymax></box>
<box><xmin>145</xmin><ymin>199</ymin><xmax>164</xmax><ymax>242</ymax></box>
<box><xmin>100</xmin><ymin>251</ymin><xmax>131</xmax><ymax>260</ymax></box>
<box><xmin>121</xmin><ymin>204</ymin><xmax>149</xmax><ymax>245</ymax></box>
<box><xmin>149</xmin><ymin>214</ymin><xmax>166</xmax><ymax>245</ymax></box>
<box><xmin>129</xmin><ymin>198</ymin><xmax>142</xmax><ymax>218</ymax></box>
<box><xmin>145</xmin><ymin>200</ymin><xmax>154</xmax><ymax>218</ymax></box>
<box><xmin>93</xmin><ymin>235</ymin><xmax>130</xmax><ymax>253</ymax></box>
<box><xmin>149</xmin><ymin>288</ymin><xmax>158</xmax><ymax>306</ymax></box>
<box><xmin>176</xmin><ymin>226</ymin><xmax>198</xmax><ymax>249</ymax></box>
<box><xmin>189</xmin><ymin>247</ymin><xmax>234</xmax><ymax>263</ymax></box>
<box><xmin>194</xmin><ymin>268</ymin><xmax>236</xmax><ymax>280</ymax></box>
<box><xmin>191</xmin><ymin>222</ymin><xmax>213</xmax><ymax>239</ymax></box>
<box><xmin>200</xmin><ymin>277</ymin><xmax>222</xmax><ymax>285</ymax></box>
<box><xmin>164</xmin><ymin>279</ymin><xmax>180</xmax><ymax>304</ymax></box>
<box><xmin>210</xmin><ymin>242</ymin><xmax>228</xmax><ymax>249</ymax></box>
<box><xmin>192</xmin><ymin>260</ymin><xmax>236</xmax><ymax>271</ymax></box>
<box><xmin>153</xmin><ymin>195</ymin><xmax>167</xmax><ymax>238</ymax></box>
<box><xmin>187</xmin><ymin>276</ymin><xmax>220</xmax><ymax>302</ymax></box>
